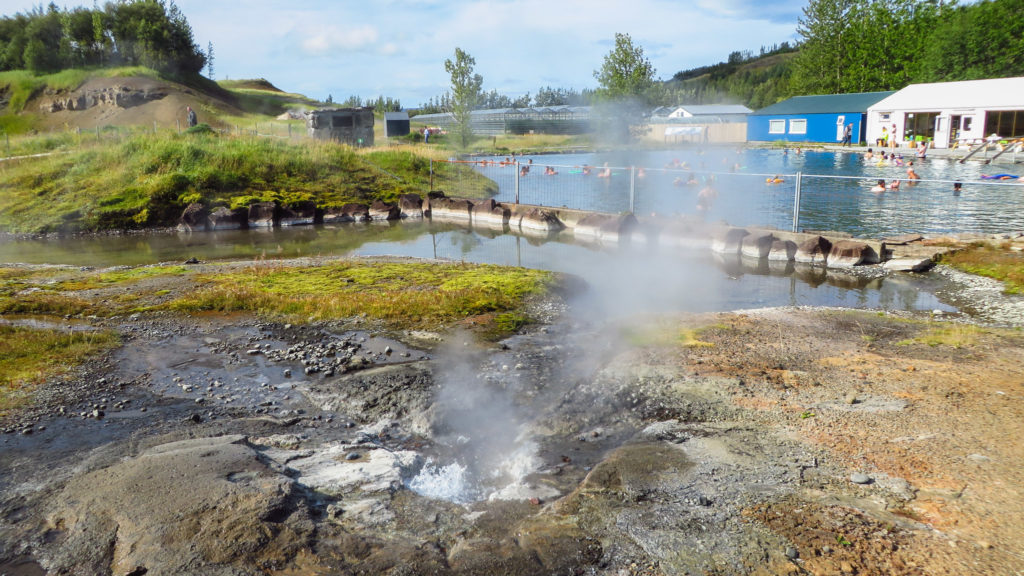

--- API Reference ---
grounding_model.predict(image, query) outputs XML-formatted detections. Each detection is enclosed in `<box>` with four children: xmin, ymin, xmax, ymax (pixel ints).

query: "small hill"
<box><xmin>0</xmin><ymin>69</ymin><xmax>321</xmax><ymax>134</ymax></box>
<box><xmin>30</xmin><ymin>75</ymin><xmax>238</xmax><ymax>131</ymax></box>
<box><xmin>219</xmin><ymin>78</ymin><xmax>285</xmax><ymax>92</ymax></box>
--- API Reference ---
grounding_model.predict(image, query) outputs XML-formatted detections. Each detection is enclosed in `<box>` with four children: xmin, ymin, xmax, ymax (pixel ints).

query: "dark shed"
<box><xmin>306</xmin><ymin>108</ymin><xmax>375</xmax><ymax>147</ymax></box>
<box><xmin>384</xmin><ymin>111</ymin><xmax>411</xmax><ymax>138</ymax></box>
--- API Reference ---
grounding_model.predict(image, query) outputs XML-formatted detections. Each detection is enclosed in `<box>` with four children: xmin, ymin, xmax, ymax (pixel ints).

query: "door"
<box><xmin>949</xmin><ymin>114</ymin><xmax>962</xmax><ymax>147</ymax></box>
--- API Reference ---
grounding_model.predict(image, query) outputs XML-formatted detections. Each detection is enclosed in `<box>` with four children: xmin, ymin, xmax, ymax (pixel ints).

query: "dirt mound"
<box><xmin>30</xmin><ymin>75</ymin><xmax>241</xmax><ymax>132</ymax></box>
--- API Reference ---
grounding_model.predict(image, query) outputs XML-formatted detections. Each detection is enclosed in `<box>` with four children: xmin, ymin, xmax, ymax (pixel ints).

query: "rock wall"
<box><xmin>40</xmin><ymin>85</ymin><xmax>167</xmax><ymax>113</ymax></box>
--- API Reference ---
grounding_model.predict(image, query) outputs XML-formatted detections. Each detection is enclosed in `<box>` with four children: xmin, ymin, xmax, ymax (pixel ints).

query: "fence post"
<box><xmin>514</xmin><ymin>162</ymin><xmax>520</xmax><ymax>205</ymax></box>
<box><xmin>792</xmin><ymin>171</ymin><xmax>803</xmax><ymax>233</ymax></box>
<box><xmin>629</xmin><ymin>166</ymin><xmax>636</xmax><ymax>214</ymax></box>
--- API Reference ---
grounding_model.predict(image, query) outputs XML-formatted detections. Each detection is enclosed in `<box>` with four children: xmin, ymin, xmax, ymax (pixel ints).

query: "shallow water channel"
<box><xmin>0</xmin><ymin>220</ymin><xmax>955</xmax><ymax>316</ymax></box>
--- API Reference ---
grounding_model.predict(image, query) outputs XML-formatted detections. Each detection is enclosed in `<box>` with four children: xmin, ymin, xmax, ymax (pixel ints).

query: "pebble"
<box><xmin>345</xmin><ymin>452</ymin><xmax>361</xmax><ymax>461</ymax></box>
<box><xmin>785</xmin><ymin>546</ymin><xmax>799</xmax><ymax>560</ymax></box>
<box><xmin>850</xmin><ymin>472</ymin><xmax>872</xmax><ymax>484</ymax></box>
<box><xmin>844</xmin><ymin>391</ymin><xmax>859</xmax><ymax>405</ymax></box>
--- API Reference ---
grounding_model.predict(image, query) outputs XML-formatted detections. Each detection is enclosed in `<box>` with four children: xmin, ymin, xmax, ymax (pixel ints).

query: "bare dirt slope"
<box><xmin>30</xmin><ymin>75</ymin><xmax>240</xmax><ymax>131</ymax></box>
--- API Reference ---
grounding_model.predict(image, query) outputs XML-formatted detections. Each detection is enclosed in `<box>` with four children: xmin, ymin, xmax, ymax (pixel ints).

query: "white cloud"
<box><xmin>300</xmin><ymin>24</ymin><xmax>379</xmax><ymax>55</ymax></box>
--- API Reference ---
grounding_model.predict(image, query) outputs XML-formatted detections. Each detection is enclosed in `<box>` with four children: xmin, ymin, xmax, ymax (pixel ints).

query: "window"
<box><xmin>332</xmin><ymin>115</ymin><xmax>354</xmax><ymax>128</ymax></box>
<box><xmin>769</xmin><ymin>119</ymin><xmax>785</xmax><ymax>134</ymax></box>
<box><xmin>789</xmin><ymin>119</ymin><xmax>807</xmax><ymax>134</ymax></box>
<box><xmin>879</xmin><ymin>113</ymin><xmax>891</xmax><ymax>122</ymax></box>
<box><xmin>984</xmin><ymin>110</ymin><xmax>1024</xmax><ymax>138</ymax></box>
<box><xmin>904</xmin><ymin>112</ymin><xmax>939</xmax><ymax>142</ymax></box>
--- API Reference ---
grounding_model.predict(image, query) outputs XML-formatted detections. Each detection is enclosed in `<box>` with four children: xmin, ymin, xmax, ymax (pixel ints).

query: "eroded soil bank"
<box><xmin>1</xmin><ymin>259</ymin><xmax>1023</xmax><ymax>575</ymax></box>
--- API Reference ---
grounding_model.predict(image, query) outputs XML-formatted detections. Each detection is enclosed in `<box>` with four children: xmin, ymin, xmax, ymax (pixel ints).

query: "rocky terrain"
<box><xmin>1</xmin><ymin>258</ymin><xmax>1023</xmax><ymax>575</ymax></box>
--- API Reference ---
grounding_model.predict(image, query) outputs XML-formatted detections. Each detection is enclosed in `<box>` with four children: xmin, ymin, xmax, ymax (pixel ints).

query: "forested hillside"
<box><xmin>0</xmin><ymin>1</ymin><xmax>205</xmax><ymax>76</ymax></box>
<box><xmin>667</xmin><ymin>0</ymin><xmax>1024</xmax><ymax>108</ymax></box>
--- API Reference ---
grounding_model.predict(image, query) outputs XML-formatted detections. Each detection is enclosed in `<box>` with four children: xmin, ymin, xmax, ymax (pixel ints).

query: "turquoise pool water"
<box><xmin>467</xmin><ymin>148</ymin><xmax>1023</xmax><ymax>236</ymax></box>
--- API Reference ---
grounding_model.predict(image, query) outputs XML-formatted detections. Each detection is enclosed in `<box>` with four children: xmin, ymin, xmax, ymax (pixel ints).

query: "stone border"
<box><xmin>424</xmin><ymin>195</ymin><xmax>963</xmax><ymax>272</ymax></box>
<box><xmin>178</xmin><ymin>194</ymin><xmax>1022</xmax><ymax>273</ymax></box>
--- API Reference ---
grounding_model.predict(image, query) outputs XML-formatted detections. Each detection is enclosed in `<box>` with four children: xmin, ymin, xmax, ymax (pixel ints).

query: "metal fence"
<box><xmin>430</xmin><ymin>158</ymin><xmax>1024</xmax><ymax>237</ymax></box>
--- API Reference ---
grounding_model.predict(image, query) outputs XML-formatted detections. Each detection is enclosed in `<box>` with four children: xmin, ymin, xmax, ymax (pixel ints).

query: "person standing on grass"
<box><xmin>186</xmin><ymin>106</ymin><xmax>197</xmax><ymax>128</ymax></box>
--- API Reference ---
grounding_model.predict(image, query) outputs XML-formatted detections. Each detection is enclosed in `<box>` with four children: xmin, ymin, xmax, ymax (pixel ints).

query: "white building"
<box><xmin>866</xmin><ymin>77</ymin><xmax>1024</xmax><ymax>149</ymax></box>
<box><xmin>654</xmin><ymin>104</ymin><xmax>752</xmax><ymax>119</ymax></box>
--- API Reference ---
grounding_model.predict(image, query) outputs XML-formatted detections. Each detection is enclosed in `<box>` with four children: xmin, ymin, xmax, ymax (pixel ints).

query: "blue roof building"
<box><xmin>747</xmin><ymin>91</ymin><xmax>895</xmax><ymax>144</ymax></box>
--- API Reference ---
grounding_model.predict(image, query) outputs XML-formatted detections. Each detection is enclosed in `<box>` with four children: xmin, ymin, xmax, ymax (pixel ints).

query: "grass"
<box><xmin>55</xmin><ymin>265</ymin><xmax>189</xmax><ymax>291</ymax></box>
<box><xmin>940</xmin><ymin>243</ymin><xmax>1024</xmax><ymax>294</ymax></box>
<box><xmin>166</xmin><ymin>261</ymin><xmax>554</xmax><ymax>334</ymax></box>
<box><xmin>0</xmin><ymin>67</ymin><xmax>160</xmax><ymax>115</ymax></box>
<box><xmin>897</xmin><ymin>324</ymin><xmax>984</xmax><ymax>348</ymax></box>
<box><xmin>0</xmin><ymin>131</ymin><xmax>493</xmax><ymax>233</ymax></box>
<box><xmin>0</xmin><ymin>324</ymin><xmax>119</xmax><ymax>412</ymax></box>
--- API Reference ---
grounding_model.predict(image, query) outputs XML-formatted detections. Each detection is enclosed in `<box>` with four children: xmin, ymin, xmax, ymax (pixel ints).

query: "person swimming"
<box><xmin>870</xmin><ymin>179</ymin><xmax>886</xmax><ymax>193</ymax></box>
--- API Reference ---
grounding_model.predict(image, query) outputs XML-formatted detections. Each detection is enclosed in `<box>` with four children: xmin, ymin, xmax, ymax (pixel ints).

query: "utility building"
<box><xmin>649</xmin><ymin>104</ymin><xmax>752</xmax><ymax>144</ymax></box>
<box><xmin>747</xmin><ymin>91</ymin><xmax>895</xmax><ymax>144</ymax></box>
<box><xmin>866</xmin><ymin>77</ymin><xmax>1024</xmax><ymax>149</ymax></box>
<box><xmin>307</xmin><ymin>108</ymin><xmax>374</xmax><ymax>147</ymax></box>
<box><xmin>384</xmin><ymin>111</ymin><xmax>411</xmax><ymax>138</ymax></box>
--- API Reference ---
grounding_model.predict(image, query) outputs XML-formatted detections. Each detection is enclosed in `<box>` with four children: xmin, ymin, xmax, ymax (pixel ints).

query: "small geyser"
<box><xmin>409</xmin><ymin>459</ymin><xmax>474</xmax><ymax>503</ymax></box>
<box><xmin>407</xmin><ymin>332</ymin><xmax>544</xmax><ymax>504</ymax></box>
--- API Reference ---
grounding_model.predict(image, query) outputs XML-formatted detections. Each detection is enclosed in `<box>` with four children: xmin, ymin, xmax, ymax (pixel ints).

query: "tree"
<box><xmin>206</xmin><ymin>41</ymin><xmax>213</xmax><ymax>78</ymax></box>
<box><xmin>789</xmin><ymin>0</ymin><xmax>859</xmax><ymax>95</ymax></box>
<box><xmin>593</xmin><ymin>33</ymin><xmax>657</xmax><ymax>143</ymax></box>
<box><xmin>594</xmin><ymin>32</ymin><xmax>656</xmax><ymax>102</ymax></box>
<box><xmin>444</xmin><ymin>47</ymin><xmax>483</xmax><ymax>148</ymax></box>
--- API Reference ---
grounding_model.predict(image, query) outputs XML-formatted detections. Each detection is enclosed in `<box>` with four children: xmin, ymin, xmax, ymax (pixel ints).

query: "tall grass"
<box><xmin>0</xmin><ymin>131</ymin><xmax>494</xmax><ymax>233</ymax></box>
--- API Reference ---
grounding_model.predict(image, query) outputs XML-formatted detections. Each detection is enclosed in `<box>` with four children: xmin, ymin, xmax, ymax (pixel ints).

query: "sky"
<box><xmin>1</xmin><ymin>0</ymin><xmax>806</xmax><ymax>107</ymax></box>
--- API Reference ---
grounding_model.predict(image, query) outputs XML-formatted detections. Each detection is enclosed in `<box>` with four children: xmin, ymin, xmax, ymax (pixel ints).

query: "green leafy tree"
<box><xmin>594</xmin><ymin>32</ymin><xmax>656</xmax><ymax>101</ymax></box>
<box><xmin>917</xmin><ymin>0</ymin><xmax>1024</xmax><ymax>81</ymax></box>
<box><xmin>444</xmin><ymin>47</ymin><xmax>483</xmax><ymax>148</ymax></box>
<box><xmin>23</xmin><ymin>5</ymin><xmax>63</xmax><ymax>73</ymax></box>
<box><xmin>206</xmin><ymin>40</ymin><xmax>213</xmax><ymax>78</ymax></box>
<box><xmin>790</xmin><ymin>0</ymin><xmax>859</xmax><ymax>94</ymax></box>
<box><xmin>593</xmin><ymin>32</ymin><xmax>657</xmax><ymax>143</ymax></box>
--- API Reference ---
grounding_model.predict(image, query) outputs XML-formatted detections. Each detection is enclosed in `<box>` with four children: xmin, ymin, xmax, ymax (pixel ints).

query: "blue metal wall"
<box><xmin>747</xmin><ymin>113</ymin><xmax>865</xmax><ymax>144</ymax></box>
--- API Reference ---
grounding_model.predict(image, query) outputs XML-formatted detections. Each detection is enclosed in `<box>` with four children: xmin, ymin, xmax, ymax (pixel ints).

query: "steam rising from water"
<box><xmin>409</xmin><ymin>332</ymin><xmax>542</xmax><ymax>503</ymax></box>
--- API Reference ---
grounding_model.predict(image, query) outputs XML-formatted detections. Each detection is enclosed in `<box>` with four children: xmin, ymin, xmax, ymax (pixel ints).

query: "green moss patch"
<box><xmin>169</xmin><ymin>261</ymin><xmax>554</xmax><ymax>334</ymax></box>
<box><xmin>941</xmin><ymin>244</ymin><xmax>1024</xmax><ymax>294</ymax></box>
<box><xmin>0</xmin><ymin>324</ymin><xmax>119</xmax><ymax>412</ymax></box>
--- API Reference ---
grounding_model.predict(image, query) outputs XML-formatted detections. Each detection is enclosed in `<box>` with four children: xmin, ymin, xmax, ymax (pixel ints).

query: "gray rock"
<box><xmin>850</xmin><ymin>472</ymin><xmax>872</xmax><ymax>484</ymax></box>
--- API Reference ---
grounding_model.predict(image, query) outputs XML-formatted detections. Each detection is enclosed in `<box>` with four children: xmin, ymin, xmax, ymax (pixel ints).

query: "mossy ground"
<box><xmin>0</xmin><ymin>324</ymin><xmax>119</xmax><ymax>412</ymax></box>
<box><xmin>940</xmin><ymin>243</ymin><xmax>1024</xmax><ymax>294</ymax></box>
<box><xmin>169</xmin><ymin>261</ymin><xmax>553</xmax><ymax>330</ymax></box>
<box><xmin>0</xmin><ymin>258</ymin><xmax>556</xmax><ymax>409</ymax></box>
